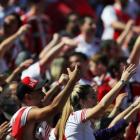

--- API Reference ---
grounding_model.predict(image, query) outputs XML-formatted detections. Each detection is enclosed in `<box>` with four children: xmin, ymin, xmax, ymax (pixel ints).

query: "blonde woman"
<box><xmin>55</xmin><ymin>64</ymin><xmax>138</xmax><ymax>140</ymax></box>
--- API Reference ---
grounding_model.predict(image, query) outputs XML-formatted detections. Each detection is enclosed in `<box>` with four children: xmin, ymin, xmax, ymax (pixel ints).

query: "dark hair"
<box><xmin>2</xmin><ymin>81</ymin><xmax>18</xmax><ymax>97</ymax></box>
<box><xmin>8</xmin><ymin>13</ymin><xmax>22</xmax><ymax>28</ymax></box>
<box><xmin>29</xmin><ymin>0</ymin><xmax>42</xmax><ymax>4</ymax></box>
<box><xmin>108</xmin><ymin>57</ymin><xmax>127</xmax><ymax>78</ymax></box>
<box><xmin>128</xmin><ymin>35</ymin><xmax>139</xmax><ymax>53</ymax></box>
<box><xmin>1</xmin><ymin>70</ymin><xmax>13</xmax><ymax>79</ymax></box>
<box><xmin>90</xmin><ymin>53</ymin><xmax>108</xmax><ymax>66</ymax></box>
<box><xmin>80</xmin><ymin>14</ymin><xmax>94</xmax><ymax>25</ymax></box>
<box><xmin>100</xmin><ymin>39</ymin><xmax>117</xmax><ymax>51</ymax></box>
<box><xmin>64</xmin><ymin>11</ymin><xmax>79</xmax><ymax>26</ymax></box>
<box><xmin>68</xmin><ymin>52</ymin><xmax>88</xmax><ymax>61</ymax></box>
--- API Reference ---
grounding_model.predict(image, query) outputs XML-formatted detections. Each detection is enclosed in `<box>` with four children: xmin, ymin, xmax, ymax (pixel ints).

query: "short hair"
<box><xmin>90</xmin><ymin>53</ymin><xmax>108</xmax><ymax>66</ymax></box>
<box><xmin>7</xmin><ymin>13</ymin><xmax>22</xmax><ymax>28</ymax></box>
<box><xmin>68</xmin><ymin>52</ymin><xmax>88</xmax><ymax>61</ymax></box>
<box><xmin>100</xmin><ymin>40</ymin><xmax>117</xmax><ymax>51</ymax></box>
<box><xmin>2</xmin><ymin>81</ymin><xmax>18</xmax><ymax>97</ymax></box>
<box><xmin>80</xmin><ymin>14</ymin><xmax>94</xmax><ymax>25</ymax></box>
<box><xmin>64</xmin><ymin>11</ymin><xmax>79</xmax><ymax>26</ymax></box>
<box><xmin>128</xmin><ymin>35</ymin><xmax>139</xmax><ymax>53</ymax></box>
<box><xmin>108</xmin><ymin>57</ymin><xmax>127</xmax><ymax>78</ymax></box>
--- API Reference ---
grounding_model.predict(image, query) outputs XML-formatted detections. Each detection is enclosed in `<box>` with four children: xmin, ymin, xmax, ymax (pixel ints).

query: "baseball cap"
<box><xmin>17</xmin><ymin>77</ymin><xmax>48</xmax><ymax>101</ymax></box>
<box><xmin>0</xmin><ymin>97</ymin><xmax>18</xmax><ymax>120</ymax></box>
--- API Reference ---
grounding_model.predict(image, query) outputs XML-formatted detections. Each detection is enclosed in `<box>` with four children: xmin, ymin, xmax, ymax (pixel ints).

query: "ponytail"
<box><xmin>59</xmin><ymin>98</ymin><xmax>74</xmax><ymax>140</ymax></box>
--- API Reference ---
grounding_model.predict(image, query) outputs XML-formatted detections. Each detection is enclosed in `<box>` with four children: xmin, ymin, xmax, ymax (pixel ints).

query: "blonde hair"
<box><xmin>50</xmin><ymin>56</ymin><xmax>67</xmax><ymax>82</ymax></box>
<box><xmin>59</xmin><ymin>85</ymin><xmax>93</xmax><ymax>140</ymax></box>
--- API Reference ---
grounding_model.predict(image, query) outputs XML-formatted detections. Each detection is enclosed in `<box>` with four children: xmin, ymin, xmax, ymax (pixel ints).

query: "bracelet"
<box><xmin>120</xmin><ymin>80</ymin><xmax>125</xmax><ymax>84</ymax></box>
<box><xmin>57</xmin><ymin>81</ymin><xmax>63</xmax><ymax>87</ymax></box>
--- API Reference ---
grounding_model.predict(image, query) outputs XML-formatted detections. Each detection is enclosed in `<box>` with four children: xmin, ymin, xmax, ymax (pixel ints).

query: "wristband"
<box><xmin>120</xmin><ymin>80</ymin><xmax>125</xmax><ymax>84</ymax></box>
<box><xmin>57</xmin><ymin>81</ymin><xmax>63</xmax><ymax>86</ymax></box>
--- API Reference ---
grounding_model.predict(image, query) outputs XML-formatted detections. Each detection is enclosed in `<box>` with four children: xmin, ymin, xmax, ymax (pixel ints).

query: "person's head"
<box><xmin>29</xmin><ymin>0</ymin><xmax>45</xmax><ymax>13</ymax></box>
<box><xmin>80</xmin><ymin>15</ymin><xmax>96</xmax><ymax>37</ymax></box>
<box><xmin>108</xmin><ymin>57</ymin><xmax>128</xmax><ymax>79</ymax></box>
<box><xmin>16</xmin><ymin>77</ymin><xmax>48</xmax><ymax>107</ymax></box>
<box><xmin>2</xmin><ymin>13</ymin><xmax>22</xmax><ymax>36</ymax></box>
<box><xmin>64</xmin><ymin>12</ymin><xmax>79</xmax><ymax>35</ymax></box>
<box><xmin>0</xmin><ymin>97</ymin><xmax>18</xmax><ymax>124</ymax></box>
<box><xmin>115</xmin><ymin>0</ymin><xmax>129</xmax><ymax>9</ymax></box>
<box><xmin>100</xmin><ymin>40</ymin><xmax>119</xmax><ymax>59</ymax></box>
<box><xmin>89</xmin><ymin>53</ymin><xmax>108</xmax><ymax>76</ymax></box>
<box><xmin>68</xmin><ymin>52</ymin><xmax>88</xmax><ymax>74</ymax></box>
<box><xmin>0</xmin><ymin>0</ymin><xmax>9</xmax><ymax>7</ymax></box>
<box><xmin>2</xmin><ymin>81</ymin><xmax>18</xmax><ymax>98</ymax></box>
<box><xmin>59</xmin><ymin>84</ymin><xmax>97</xmax><ymax>140</ymax></box>
<box><xmin>50</xmin><ymin>56</ymin><xmax>68</xmax><ymax>82</ymax></box>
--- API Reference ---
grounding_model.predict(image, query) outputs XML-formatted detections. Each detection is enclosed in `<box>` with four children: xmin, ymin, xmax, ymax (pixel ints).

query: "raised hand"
<box><xmin>58</xmin><ymin>74</ymin><xmax>69</xmax><ymax>85</ymax></box>
<box><xmin>17</xmin><ymin>24</ymin><xmax>31</xmax><ymax>36</ymax></box>
<box><xmin>0</xmin><ymin>122</ymin><xmax>11</xmax><ymax>140</ymax></box>
<box><xmin>133</xmin><ymin>97</ymin><xmax>140</xmax><ymax>107</ymax></box>
<box><xmin>67</xmin><ymin>65</ymin><xmax>81</xmax><ymax>83</ymax></box>
<box><xmin>115</xmin><ymin>93</ymin><xmax>128</xmax><ymax>108</ymax></box>
<box><xmin>120</xmin><ymin>64</ymin><xmax>136</xmax><ymax>84</ymax></box>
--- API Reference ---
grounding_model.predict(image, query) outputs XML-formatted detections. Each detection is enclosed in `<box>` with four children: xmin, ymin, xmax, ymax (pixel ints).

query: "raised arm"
<box><xmin>39</xmin><ymin>39</ymin><xmax>77</xmax><ymax>73</ymax></box>
<box><xmin>116</xmin><ymin>20</ymin><xmax>134</xmax><ymax>47</ymax></box>
<box><xmin>27</xmin><ymin>65</ymin><xmax>81</xmax><ymax>122</ymax></box>
<box><xmin>6</xmin><ymin>59</ymin><xmax>33</xmax><ymax>83</ymax></box>
<box><xmin>109</xmin><ymin>97</ymin><xmax>140</xmax><ymax>127</ymax></box>
<box><xmin>42</xmin><ymin>74</ymin><xmax>69</xmax><ymax>106</ymax></box>
<box><xmin>86</xmin><ymin>64</ymin><xmax>136</xmax><ymax>120</ymax></box>
<box><xmin>129</xmin><ymin>36</ymin><xmax>140</xmax><ymax>66</ymax></box>
<box><xmin>39</xmin><ymin>33</ymin><xmax>61</xmax><ymax>59</ymax></box>
<box><xmin>108</xmin><ymin>93</ymin><xmax>128</xmax><ymax>118</ymax></box>
<box><xmin>0</xmin><ymin>24</ymin><xmax>30</xmax><ymax>58</ymax></box>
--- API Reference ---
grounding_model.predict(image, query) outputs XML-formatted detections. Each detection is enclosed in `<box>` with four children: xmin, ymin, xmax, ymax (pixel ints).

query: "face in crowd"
<box><xmin>80</xmin><ymin>16</ymin><xmax>97</xmax><ymax>37</ymax></box>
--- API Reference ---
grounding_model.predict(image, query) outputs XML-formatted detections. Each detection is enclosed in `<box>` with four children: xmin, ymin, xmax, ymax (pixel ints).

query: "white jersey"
<box><xmin>64</xmin><ymin>109</ymin><xmax>95</xmax><ymax>140</ymax></box>
<box><xmin>6</xmin><ymin>106</ymin><xmax>51</xmax><ymax>140</ymax></box>
<box><xmin>21</xmin><ymin>61</ymin><xmax>43</xmax><ymax>81</ymax></box>
<box><xmin>74</xmin><ymin>34</ymin><xmax>100</xmax><ymax>59</ymax></box>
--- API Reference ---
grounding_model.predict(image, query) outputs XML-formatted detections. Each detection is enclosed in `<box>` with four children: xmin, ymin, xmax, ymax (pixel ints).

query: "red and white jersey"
<box><xmin>101</xmin><ymin>4</ymin><xmax>131</xmax><ymax>40</ymax></box>
<box><xmin>74</xmin><ymin>34</ymin><xmax>101</xmax><ymax>59</ymax></box>
<box><xmin>21</xmin><ymin>12</ymin><xmax>51</xmax><ymax>54</ymax></box>
<box><xmin>6</xmin><ymin>107</ymin><xmax>33</xmax><ymax>140</ymax></box>
<box><xmin>64</xmin><ymin>109</ymin><xmax>95</xmax><ymax>140</ymax></box>
<box><xmin>6</xmin><ymin>106</ymin><xmax>51</xmax><ymax>140</ymax></box>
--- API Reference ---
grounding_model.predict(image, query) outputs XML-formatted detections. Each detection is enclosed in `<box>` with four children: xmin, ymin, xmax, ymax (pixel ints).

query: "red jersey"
<box><xmin>21</xmin><ymin>12</ymin><xmax>51</xmax><ymax>55</ymax></box>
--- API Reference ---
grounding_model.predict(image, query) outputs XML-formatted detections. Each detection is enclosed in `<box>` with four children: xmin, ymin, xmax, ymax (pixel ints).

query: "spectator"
<box><xmin>59</xmin><ymin>12</ymin><xmax>80</xmax><ymax>38</ymax></box>
<box><xmin>101</xmin><ymin>0</ymin><xmax>140</xmax><ymax>40</ymax></box>
<box><xmin>74</xmin><ymin>15</ymin><xmax>100</xmax><ymax>59</ymax></box>
<box><xmin>0</xmin><ymin>0</ymin><xmax>22</xmax><ymax>28</ymax></box>
<box><xmin>21</xmin><ymin>0</ymin><xmax>52</xmax><ymax>56</ymax></box>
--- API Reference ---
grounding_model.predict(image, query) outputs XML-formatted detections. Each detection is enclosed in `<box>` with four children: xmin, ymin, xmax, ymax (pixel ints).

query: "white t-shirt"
<box><xmin>101</xmin><ymin>5</ymin><xmax>118</xmax><ymax>40</ymax></box>
<box><xmin>64</xmin><ymin>109</ymin><xmax>95</xmax><ymax>140</ymax></box>
<box><xmin>21</xmin><ymin>61</ymin><xmax>42</xmax><ymax>81</ymax></box>
<box><xmin>74</xmin><ymin>34</ymin><xmax>100</xmax><ymax>59</ymax></box>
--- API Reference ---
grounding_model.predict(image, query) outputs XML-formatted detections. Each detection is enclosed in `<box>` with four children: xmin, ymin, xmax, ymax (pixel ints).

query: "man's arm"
<box><xmin>42</xmin><ymin>74</ymin><xmax>69</xmax><ymax>106</ymax></box>
<box><xmin>27</xmin><ymin>65</ymin><xmax>81</xmax><ymax>122</ymax></box>
<box><xmin>0</xmin><ymin>24</ymin><xmax>30</xmax><ymax>58</ymax></box>
<box><xmin>6</xmin><ymin>59</ymin><xmax>33</xmax><ymax>83</ymax></box>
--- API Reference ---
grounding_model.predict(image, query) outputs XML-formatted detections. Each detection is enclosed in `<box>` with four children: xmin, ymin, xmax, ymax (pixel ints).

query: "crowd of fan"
<box><xmin>1</xmin><ymin>0</ymin><xmax>140</xmax><ymax>140</ymax></box>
